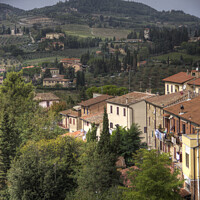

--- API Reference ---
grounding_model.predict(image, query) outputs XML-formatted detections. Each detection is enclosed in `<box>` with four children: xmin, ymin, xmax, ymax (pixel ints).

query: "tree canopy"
<box><xmin>122</xmin><ymin>149</ymin><xmax>183</xmax><ymax>200</ymax></box>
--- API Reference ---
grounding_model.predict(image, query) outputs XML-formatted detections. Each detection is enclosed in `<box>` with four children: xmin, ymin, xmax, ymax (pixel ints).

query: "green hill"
<box><xmin>25</xmin><ymin>0</ymin><xmax>200</xmax><ymax>28</ymax></box>
<box><xmin>1</xmin><ymin>0</ymin><xmax>200</xmax><ymax>28</ymax></box>
<box><xmin>0</xmin><ymin>3</ymin><xmax>24</xmax><ymax>21</ymax></box>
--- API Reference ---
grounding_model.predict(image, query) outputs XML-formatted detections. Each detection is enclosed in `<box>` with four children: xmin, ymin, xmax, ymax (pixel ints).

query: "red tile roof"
<box><xmin>164</xmin><ymin>95</ymin><xmax>200</xmax><ymax>125</ymax></box>
<box><xmin>188</xmin><ymin>78</ymin><xmax>200</xmax><ymax>86</ymax></box>
<box><xmin>62</xmin><ymin>130</ymin><xmax>85</xmax><ymax>140</ymax></box>
<box><xmin>60</xmin><ymin>58</ymin><xmax>80</xmax><ymax>63</ymax></box>
<box><xmin>146</xmin><ymin>92</ymin><xmax>188</xmax><ymax>108</ymax></box>
<box><xmin>79</xmin><ymin>95</ymin><xmax>113</xmax><ymax>107</ymax></box>
<box><xmin>22</xmin><ymin>65</ymin><xmax>39</xmax><ymax>69</ymax></box>
<box><xmin>107</xmin><ymin>91</ymin><xmax>154</xmax><ymax>106</ymax></box>
<box><xmin>120</xmin><ymin>166</ymin><xmax>138</xmax><ymax>187</ymax></box>
<box><xmin>33</xmin><ymin>93</ymin><xmax>60</xmax><ymax>101</ymax></box>
<box><xmin>81</xmin><ymin>112</ymin><xmax>104</xmax><ymax>124</ymax></box>
<box><xmin>60</xmin><ymin>109</ymin><xmax>79</xmax><ymax>118</ymax></box>
<box><xmin>162</xmin><ymin>72</ymin><xmax>194</xmax><ymax>84</ymax></box>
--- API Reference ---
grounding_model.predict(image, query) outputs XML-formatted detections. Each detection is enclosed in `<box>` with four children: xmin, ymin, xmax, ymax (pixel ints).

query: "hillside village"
<box><xmin>1</xmin><ymin>0</ymin><xmax>200</xmax><ymax>199</ymax></box>
<box><xmin>27</xmin><ymin>68</ymin><xmax>200</xmax><ymax>199</ymax></box>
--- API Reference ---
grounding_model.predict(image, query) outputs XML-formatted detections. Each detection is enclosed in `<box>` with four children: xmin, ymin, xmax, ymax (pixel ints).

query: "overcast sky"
<box><xmin>0</xmin><ymin>0</ymin><xmax>200</xmax><ymax>18</ymax></box>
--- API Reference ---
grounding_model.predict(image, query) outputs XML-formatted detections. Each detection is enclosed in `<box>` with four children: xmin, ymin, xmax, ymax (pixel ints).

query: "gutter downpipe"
<box><xmin>197</xmin><ymin>127</ymin><xmax>200</xmax><ymax>200</ymax></box>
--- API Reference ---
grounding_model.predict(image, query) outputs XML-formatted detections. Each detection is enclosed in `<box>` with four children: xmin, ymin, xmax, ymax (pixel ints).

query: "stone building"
<box><xmin>107</xmin><ymin>91</ymin><xmax>155</xmax><ymax>143</ymax></box>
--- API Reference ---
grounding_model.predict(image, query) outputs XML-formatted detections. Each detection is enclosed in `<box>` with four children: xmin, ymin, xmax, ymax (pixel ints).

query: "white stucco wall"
<box><xmin>39</xmin><ymin>100</ymin><xmax>59</xmax><ymax>108</ymax></box>
<box><xmin>107</xmin><ymin>100</ymin><xmax>147</xmax><ymax>143</ymax></box>
<box><xmin>69</xmin><ymin>117</ymin><xmax>77</xmax><ymax>132</ymax></box>
<box><xmin>82</xmin><ymin>120</ymin><xmax>102</xmax><ymax>140</ymax></box>
<box><xmin>107</xmin><ymin>103</ymin><xmax>130</xmax><ymax>130</ymax></box>
<box><xmin>130</xmin><ymin>101</ymin><xmax>147</xmax><ymax>143</ymax></box>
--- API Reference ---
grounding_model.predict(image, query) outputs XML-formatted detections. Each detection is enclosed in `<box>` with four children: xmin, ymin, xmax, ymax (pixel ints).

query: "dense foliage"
<box><xmin>8</xmin><ymin>137</ymin><xmax>82</xmax><ymax>200</ymax></box>
<box><xmin>122</xmin><ymin>149</ymin><xmax>183</xmax><ymax>200</ymax></box>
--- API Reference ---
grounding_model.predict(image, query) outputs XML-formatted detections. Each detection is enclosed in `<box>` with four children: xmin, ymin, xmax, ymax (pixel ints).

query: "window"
<box><xmin>149</xmin><ymin>117</ymin><xmax>150</xmax><ymax>126</ymax></box>
<box><xmin>110</xmin><ymin>105</ymin><xmax>113</xmax><ymax>113</ymax></box>
<box><xmin>84</xmin><ymin>108</ymin><xmax>85</xmax><ymax>114</ymax></box>
<box><xmin>87</xmin><ymin>108</ymin><xmax>89</xmax><ymax>114</ymax></box>
<box><xmin>87</xmin><ymin>122</ymin><xmax>89</xmax><ymax>126</ymax></box>
<box><xmin>182</xmin><ymin>124</ymin><xmax>186</xmax><ymax>134</ymax></box>
<box><xmin>171</xmin><ymin>85</ymin><xmax>173</xmax><ymax>93</ymax></box>
<box><xmin>117</xmin><ymin>107</ymin><xmax>119</xmax><ymax>115</ymax></box>
<box><xmin>123</xmin><ymin>108</ymin><xmax>126</xmax><ymax>116</ymax></box>
<box><xmin>167</xmin><ymin>84</ymin><xmax>169</xmax><ymax>92</ymax></box>
<box><xmin>73</xmin><ymin>119</ymin><xmax>75</xmax><ymax>125</ymax></box>
<box><xmin>160</xmin><ymin>141</ymin><xmax>162</xmax><ymax>150</ymax></box>
<box><xmin>186</xmin><ymin>153</ymin><xmax>189</xmax><ymax>168</ymax></box>
<box><xmin>110</xmin><ymin>122</ymin><xmax>113</xmax><ymax>128</ymax></box>
<box><xmin>69</xmin><ymin>118</ymin><xmax>72</xmax><ymax>124</ymax></box>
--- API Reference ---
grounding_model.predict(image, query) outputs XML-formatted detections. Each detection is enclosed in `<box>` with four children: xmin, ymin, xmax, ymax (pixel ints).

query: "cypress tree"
<box><xmin>111</xmin><ymin>125</ymin><xmax>121</xmax><ymax>156</ymax></box>
<box><xmin>0</xmin><ymin>109</ymin><xmax>18</xmax><ymax>197</ymax></box>
<box><xmin>86</xmin><ymin>123</ymin><xmax>97</xmax><ymax>142</ymax></box>
<box><xmin>97</xmin><ymin>107</ymin><xmax>110</xmax><ymax>155</ymax></box>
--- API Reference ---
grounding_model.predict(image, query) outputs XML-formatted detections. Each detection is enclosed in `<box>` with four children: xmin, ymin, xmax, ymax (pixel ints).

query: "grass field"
<box><xmin>23</xmin><ymin>47</ymin><xmax>98</xmax><ymax>65</ymax></box>
<box><xmin>63</xmin><ymin>24</ymin><xmax>130</xmax><ymax>39</ymax></box>
<box><xmin>153</xmin><ymin>52</ymin><xmax>200</xmax><ymax>62</ymax></box>
<box><xmin>23</xmin><ymin>56</ymin><xmax>65</xmax><ymax>66</ymax></box>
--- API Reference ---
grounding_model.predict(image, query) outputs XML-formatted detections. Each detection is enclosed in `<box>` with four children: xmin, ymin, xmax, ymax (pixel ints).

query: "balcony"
<box><xmin>155</xmin><ymin>129</ymin><xmax>173</xmax><ymax>143</ymax></box>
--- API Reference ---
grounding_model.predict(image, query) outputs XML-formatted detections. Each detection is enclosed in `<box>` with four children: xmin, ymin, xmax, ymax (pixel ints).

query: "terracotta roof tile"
<box><xmin>34</xmin><ymin>93</ymin><xmax>60</xmax><ymax>101</ymax></box>
<box><xmin>107</xmin><ymin>92</ymin><xmax>155</xmax><ymax>105</ymax></box>
<box><xmin>81</xmin><ymin>112</ymin><xmax>104</xmax><ymax>124</ymax></box>
<box><xmin>188</xmin><ymin>77</ymin><xmax>200</xmax><ymax>86</ymax></box>
<box><xmin>79</xmin><ymin>95</ymin><xmax>113</xmax><ymax>107</ymax></box>
<box><xmin>62</xmin><ymin>130</ymin><xmax>85</xmax><ymax>140</ymax></box>
<box><xmin>164</xmin><ymin>95</ymin><xmax>200</xmax><ymax>125</ymax></box>
<box><xmin>146</xmin><ymin>92</ymin><xmax>188</xmax><ymax>108</ymax></box>
<box><xmin>162</xmin><ymin>72</ymin><xmax>194</xmax><ymax>84</ymax></box>
<box><xmin>60</xmin><ymin>109</ymin><xmax>79</xmax><ymax>117</ymax></box>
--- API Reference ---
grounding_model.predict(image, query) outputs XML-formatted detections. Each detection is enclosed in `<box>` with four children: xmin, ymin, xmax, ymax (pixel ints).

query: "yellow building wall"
<box><xmin>165</xmin><ymin>82</ymin><xmax>183</xmax><ymax>95</ymax></box>
<box><xmin>182</xmin><ymin>134</ymin><xmax>200</xmax><ymax>180</ymax></box>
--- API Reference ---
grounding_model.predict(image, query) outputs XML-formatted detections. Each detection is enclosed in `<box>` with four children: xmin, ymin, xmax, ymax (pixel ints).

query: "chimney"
<box><xmin>187</xmin><ymin>69</ymin><xmax>189</xmax><ymax>75</ymax></box>
<box><xmin>126</xmin><ymin>98</ymin><xmax>128</xmax><ymax>105</ymax></box>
